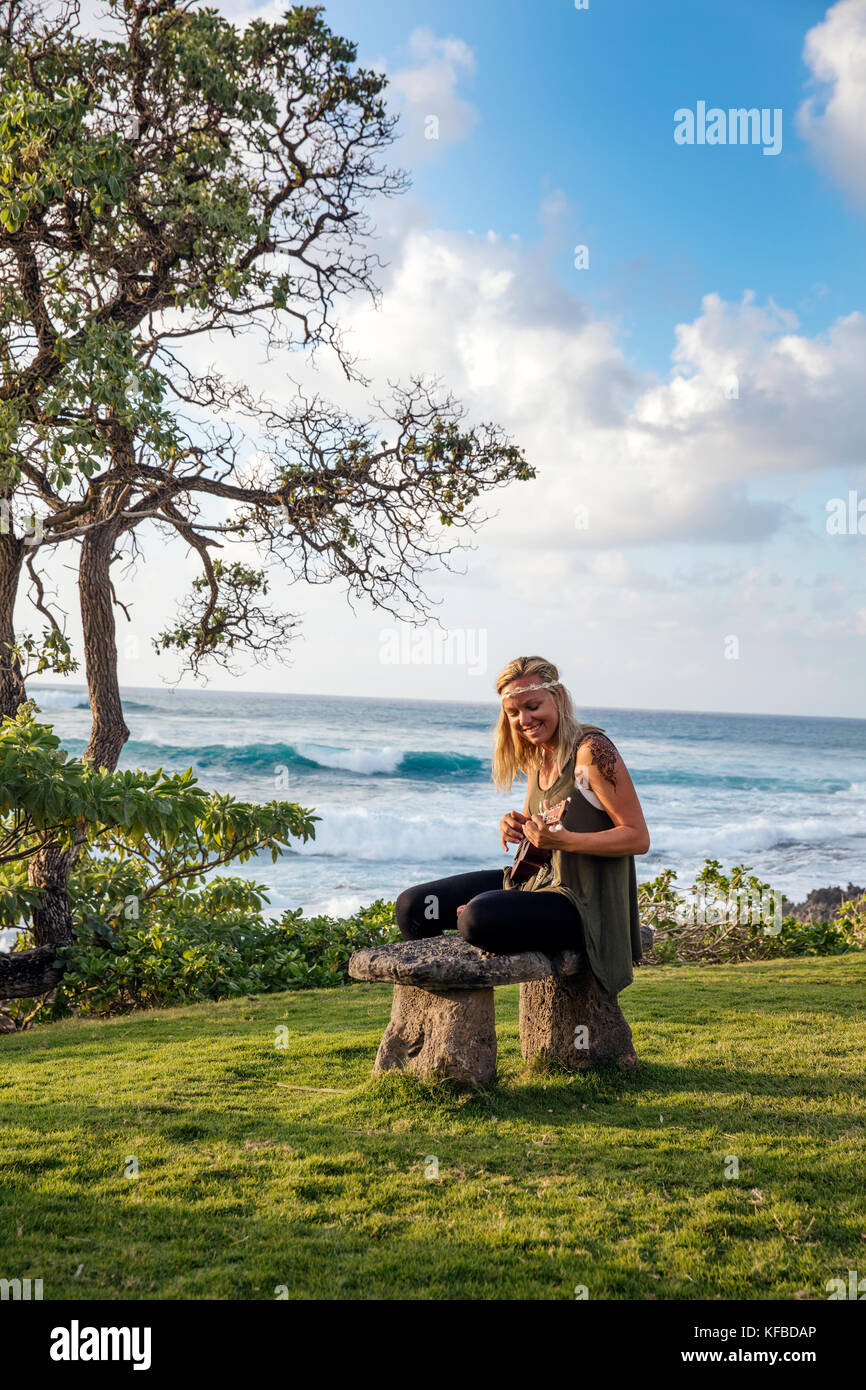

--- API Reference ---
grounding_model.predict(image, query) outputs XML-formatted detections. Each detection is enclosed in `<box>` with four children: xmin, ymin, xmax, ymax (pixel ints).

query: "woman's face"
<box><xmin>502</xmin><ymin>679</ymin><xmax>560</xmax><ymax>748</ymax></box>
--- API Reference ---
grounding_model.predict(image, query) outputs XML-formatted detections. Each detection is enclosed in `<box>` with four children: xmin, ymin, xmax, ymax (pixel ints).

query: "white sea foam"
<box><xmin>318</xmin><ymin>893</ymin><xmax>369</xmax><ymax>917</ymax></box>
<box><xmin>29</xmin><ymin>688</ymin><xmax>87</xmax><ymax>710</ymax></box>
<box><xmin>651</xmin><ymin>812</ymin><xmax>861</xmax><ymax>855</ymax></box>
<box><xmin>291</xmin><ymin>804</ymin><xmax>500</xmax><ymax>862</ymax></box>
<box><xmin>291</xmin><ymin>802</ymin><xmax>866</xmax><ymax>867</ymax></box>
<box><xmin>295</xmin><ymin>742</ymin><xmax>404</xmax><ymax>775</ymax></box>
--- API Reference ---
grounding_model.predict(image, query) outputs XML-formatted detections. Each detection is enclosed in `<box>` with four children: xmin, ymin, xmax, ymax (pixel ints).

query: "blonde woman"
<box><xmin>395</xmin><ymin>655</ymin><xmax>650</xmax><ymax>1000</ymax></box>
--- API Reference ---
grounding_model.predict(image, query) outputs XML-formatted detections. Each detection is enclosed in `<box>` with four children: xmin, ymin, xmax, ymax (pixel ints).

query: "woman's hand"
<box><xmin>500</xmin><ymin>810</ymin><xmax>528</xmax><ymax>850</ymax></box>
<box><xmin>522</xmin><ymin>808</ymin><xmax>569</xmax><ymax>851</ymax></box>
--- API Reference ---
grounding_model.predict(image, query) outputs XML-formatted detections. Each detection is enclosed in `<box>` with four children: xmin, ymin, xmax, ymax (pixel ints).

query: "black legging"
<box><xmin>395</xmin><ymin>868</ymin><xmax>583</xmax><ymax>955</ymax></box>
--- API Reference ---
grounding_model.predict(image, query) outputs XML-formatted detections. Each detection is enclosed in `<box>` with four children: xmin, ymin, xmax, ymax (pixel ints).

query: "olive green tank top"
<box><xmin>501</xmin><ymin>722</ymin><xmax>643</xmax><ymax>999</ymax></box>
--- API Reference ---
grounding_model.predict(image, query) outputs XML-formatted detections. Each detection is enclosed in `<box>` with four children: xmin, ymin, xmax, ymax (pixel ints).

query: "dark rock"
<box><xmin>349</xmin><ymin>933</ymin><xmax>582</xmax><ymax>990</ymax></box>
<box><xmin>520</xmin><ymin>969</ymin><xmax>637</xmax><ymax>1070</ymax></box>
<box><xmin>781</xmin><ymin>883</ymin><xmax>865</xmax><ymax>923</ymax></box>
<box><xmin>374</xmin><ymin>983</ymin><xmax>497</xmax><ymax>1088</ymax></box>
<box><xmin>352</xmin><ymin>934</ymin><xmax>638</xmax><ymax>1084</ymax></box>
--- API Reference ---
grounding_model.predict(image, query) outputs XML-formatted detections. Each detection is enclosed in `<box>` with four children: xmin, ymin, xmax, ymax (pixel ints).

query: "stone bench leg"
<box><xmin>519</xmin><ymin>966</ymin><xmax>637</xmax><ymax>1070</ymax></box>
<box><xmin>374</xmin><ymin>983</ymin><xmax>497</xmax><ymax>1088</ymax></box>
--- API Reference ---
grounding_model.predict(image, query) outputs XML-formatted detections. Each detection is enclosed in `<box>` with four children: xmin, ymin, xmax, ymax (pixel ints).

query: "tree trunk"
<box><xmin>0</xmin><ymin>942</ymin><xmax>67</xmax><ymax>999</ymax></box>
<box><xmin>3</xmin><ymin>520</ymin><xmax>131</xmax><ymax>1002</ymax></box>
<box><xmin>0</xmin><ymin>519</ymin><xmax>71</xmax><ymax>996</ymax></box>
<box><xmin>27</xmin><ymin>838</ymin><xmax>76</xmax><ymax>946</ymax></box>
<box><xmin>1</xmin><ymin>837</ymin><xmax>73</xmax><ymax>1000</ymax></box>
<box><xmin>79</xmin><ymin>519</ymin><xmax>130</xmax><ymax>770</ymax></box>
<box><xmin>0</xmin><ymin>520</ymin><xmax>65</xmax><ymax>1000</ymax></box>
<box><xmin>0</xmin><ymin>522</ymin><xmax>26</xmax><ymax>719</ymax></box>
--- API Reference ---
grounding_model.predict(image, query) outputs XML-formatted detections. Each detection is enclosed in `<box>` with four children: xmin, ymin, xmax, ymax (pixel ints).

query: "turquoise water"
<box><xmin>21</xmin><ymin>684</ymin><xmax>866</xmax><ymax>920</ymax></box>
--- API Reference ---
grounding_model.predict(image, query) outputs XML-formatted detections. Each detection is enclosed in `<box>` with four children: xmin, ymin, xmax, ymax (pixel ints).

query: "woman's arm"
<box><xmin>499</xmin><ymin>782</ymin><xmax>532</xmax><ymax>850</ymax></box>
<box><xmin>524</xmin><ymin>734</ymin><xmax>650</xmax><ymax>857</ymax></box>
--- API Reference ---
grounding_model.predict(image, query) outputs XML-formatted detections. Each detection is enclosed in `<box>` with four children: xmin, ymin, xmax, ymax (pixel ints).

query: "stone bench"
<box><xmin>348</xmin><ymin>934</ymin><xmax>641</xmax><ymax>1088</ymax></box>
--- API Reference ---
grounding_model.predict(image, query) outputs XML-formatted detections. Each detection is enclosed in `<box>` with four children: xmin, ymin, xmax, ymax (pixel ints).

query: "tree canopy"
<box><xmin>0</xmin><ymin>0</ymin><xmax>533</xmax><ymax>997</ymax></box>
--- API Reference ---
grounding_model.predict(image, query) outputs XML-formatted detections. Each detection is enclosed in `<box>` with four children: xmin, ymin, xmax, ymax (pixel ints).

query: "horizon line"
<box><xmin>26</xmin><ymin>680</ymin><xmax>866</xmax><ymax>725</ymax></box>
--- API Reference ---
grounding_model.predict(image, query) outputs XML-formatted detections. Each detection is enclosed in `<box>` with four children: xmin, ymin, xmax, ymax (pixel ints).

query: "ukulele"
<box><xmin>509</xmin><ymin>797</ymin><xmax>571</xmax><ymax>884</ymax></box>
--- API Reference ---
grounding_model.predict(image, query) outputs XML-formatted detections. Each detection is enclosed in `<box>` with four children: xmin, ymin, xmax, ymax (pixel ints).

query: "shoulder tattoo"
<box><xmin>578</xmin><ymin>732</ymin><xmax>618</xmax><ymax>790</ymax></box>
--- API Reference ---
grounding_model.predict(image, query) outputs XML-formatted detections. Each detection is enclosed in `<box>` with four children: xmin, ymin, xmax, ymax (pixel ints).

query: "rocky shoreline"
<box><xmin>779</xmin><ymin>883</ymin><xmax>864</xmax><ymax>923</ymax></box>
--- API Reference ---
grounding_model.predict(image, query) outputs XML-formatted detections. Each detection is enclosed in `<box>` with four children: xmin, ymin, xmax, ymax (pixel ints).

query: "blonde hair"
<box><xmin>492</xmin><ymin>655</ymin><xmax>582</xmax><ymax>793</ymax></box>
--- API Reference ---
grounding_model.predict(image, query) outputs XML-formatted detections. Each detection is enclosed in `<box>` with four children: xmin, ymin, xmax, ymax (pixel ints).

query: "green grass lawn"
<box><xmin>1</xmin><ymin>955</ymin><xmax>864</xmax><ymax>1301</ymax></box>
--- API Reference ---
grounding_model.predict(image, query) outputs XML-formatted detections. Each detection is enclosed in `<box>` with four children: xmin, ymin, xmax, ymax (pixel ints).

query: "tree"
<box><xmin>0</xmin><ymin>0</ymin><xmax>533</xmax><ymax>997</ymax></box>
<box><xmin>0</xmin><ymin>706</ymin><xmax>317</xmax><ymax>999</ymax></box>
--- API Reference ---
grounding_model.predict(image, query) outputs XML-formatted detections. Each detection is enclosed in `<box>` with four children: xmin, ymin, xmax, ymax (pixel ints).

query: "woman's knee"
<box><xmin>395</xmin><ymin>885</ymin><xmax>425</xmax><ymax>937</ymax></box>
<box><xmin>395</xmin><ymin>884</ymin><xmax>443</xmax><ymax>938</ymax></box>
<box><xmin>457</xmin><ymin>892</ymin><xmax>499</xmax><ymax>945</ymax></box>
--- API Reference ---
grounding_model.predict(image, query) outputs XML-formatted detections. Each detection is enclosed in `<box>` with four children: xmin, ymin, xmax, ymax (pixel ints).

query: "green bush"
<box><xmin>639</xmin><ymin>860</ymin><xmax>864</xmax><ymax>964</ymax></box>
<box><xmin>26</xmin><ymin>884</ymin><xmax>402</xmax><ymax>1021</ymax></box>
<box><xmin>833</xmin><ymin>893</ymin><xmax>866</xmax><ymax>950</ymax></box>
<box><xmin>774</xmin><ymin>915</ymin><xmax>858</xmax><ymax>957</ymax></box>
<box><xmin>275</xmin><ymin>898</ymin><xmax>401</xmax><ymax>985</ymax></box>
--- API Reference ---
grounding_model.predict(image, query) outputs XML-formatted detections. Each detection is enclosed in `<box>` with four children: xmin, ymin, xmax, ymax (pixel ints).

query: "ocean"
<box><xmin>7</xmin><ymin>685</ymin><xmax>865</xmax><ymax>934</ymax></box>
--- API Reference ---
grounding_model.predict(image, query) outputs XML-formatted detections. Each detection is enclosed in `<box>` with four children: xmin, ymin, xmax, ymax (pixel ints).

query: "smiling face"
<box><xmin>501</xmin><ymin>679</ymin><xmax>560</xmax><ymax>750</ymax></box>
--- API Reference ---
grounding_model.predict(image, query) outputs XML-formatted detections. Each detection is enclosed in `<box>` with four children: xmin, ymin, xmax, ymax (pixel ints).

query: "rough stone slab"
<box><xmin>349</xmin><ymin>933</ymin><xmax>583</xmax><ymax>990</ymax></box>
<box><xmin>374</xmin><ymin>983</ymin><xmax>496</xmax><ymax>1087</ymax></box>
<box><xmin>520</xmin><ymin>965</ymin><xmax>637</xmax><ymax>1070</ymax></box>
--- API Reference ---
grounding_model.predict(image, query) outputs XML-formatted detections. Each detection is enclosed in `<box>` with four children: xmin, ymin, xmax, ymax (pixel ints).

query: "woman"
<box><xmin>395</xmin><ymin>655</ymin><xmax>650</xmax><ymax>1001</ymax></box>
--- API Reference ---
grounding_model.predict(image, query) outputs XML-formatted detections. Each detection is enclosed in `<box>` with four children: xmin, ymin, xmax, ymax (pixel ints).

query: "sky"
<box><xmin>28</xmin><ymin>0</ymin><xmax>866</xmax><ymax>716</ymax></box>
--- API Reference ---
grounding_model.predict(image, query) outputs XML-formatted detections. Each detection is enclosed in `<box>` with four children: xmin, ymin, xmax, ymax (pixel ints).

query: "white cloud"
<box><xmin>797</xmin><ymin>0</ymin><xmax>866</xmax><ymax>208</ymax></box>
<box><xmin>123</xmin><ymin>208</ymin><xmax>866</xmax><ymax>714</ymax></box>
<box><xmin>290</xmin><ymin>228</ymin><xmax>866</xmax><ymax>558</ymax></box>
<box><xmin>382</xmin><ymin>27</ymin><xmax>479</xmax><ymax>159</ymax></box>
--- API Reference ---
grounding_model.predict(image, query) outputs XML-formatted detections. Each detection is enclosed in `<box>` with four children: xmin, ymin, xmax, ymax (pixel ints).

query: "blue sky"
<box><xmin>321</xmin><ymin>0</ymin><xmax>863</xmax><ymax>374</ymax></box>
<box><xmin>45</xmin><ymin>0</ymin><xmax>866</xmax><ymax>717</ymax></box>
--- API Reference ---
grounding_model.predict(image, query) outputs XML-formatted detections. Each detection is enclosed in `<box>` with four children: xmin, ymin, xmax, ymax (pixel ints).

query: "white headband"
<box><xmin>500</xmin><ymin>678</ymin><xmax>560</xmax><ymax>700</ymax></box>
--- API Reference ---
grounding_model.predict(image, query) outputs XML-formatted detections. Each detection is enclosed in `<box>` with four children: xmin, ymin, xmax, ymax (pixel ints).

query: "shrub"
<box><xmin>5</xmin><ymin>880</ymin><xmax>401</xmax><ymax>1024</ymax></box>
<box><xmin>639</xmin><ymin>861</ymin><xmax>864</xmax><ymax>965</ymax></box>
<box><xmin>275</xmin><ymin>898</ymin><xmax>401</xmax><ymax>985</ymax></box>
